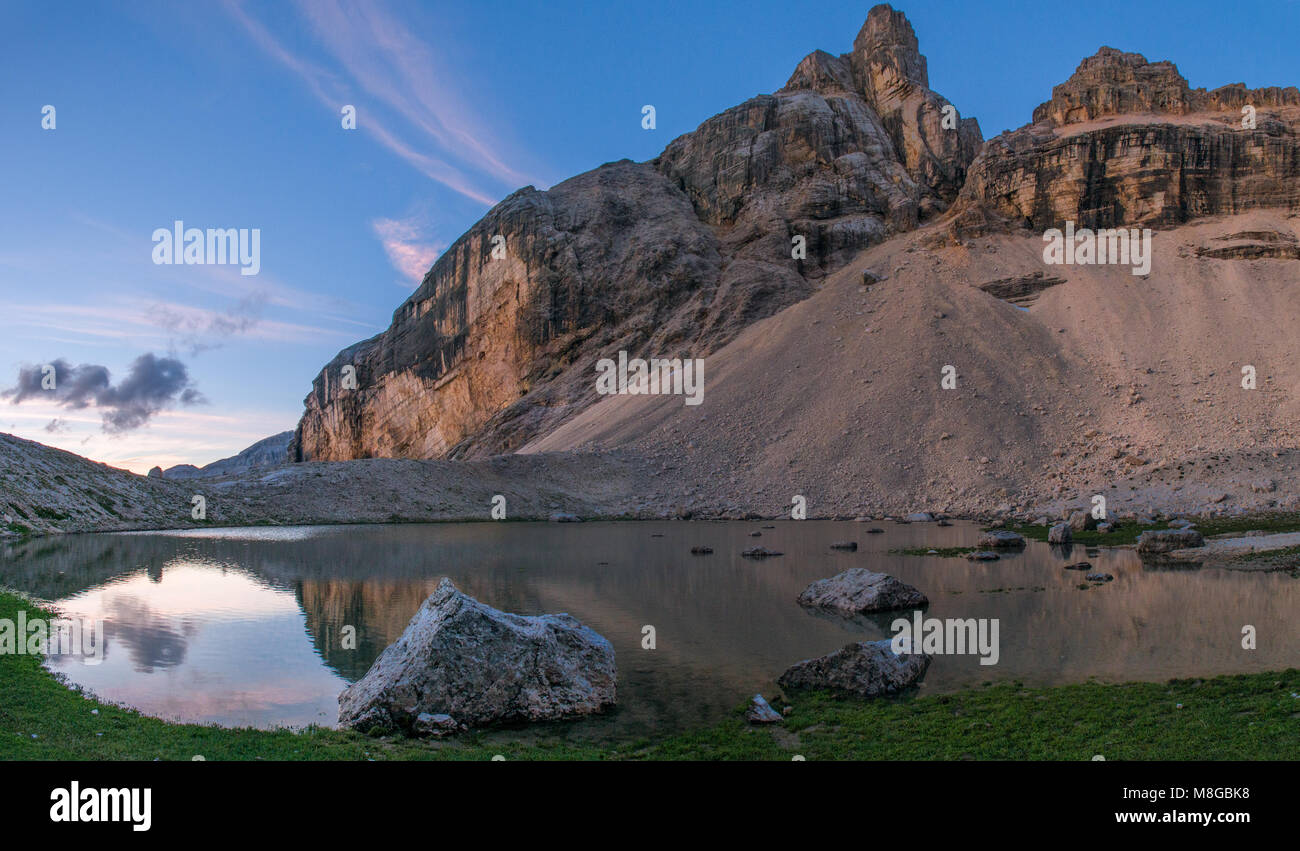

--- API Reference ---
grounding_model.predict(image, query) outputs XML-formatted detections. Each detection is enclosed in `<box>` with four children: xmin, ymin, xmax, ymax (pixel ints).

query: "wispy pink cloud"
<box><xmin>222</xmin><ymin>0</ymin><xmax>537</xmax><ymax>206</ymax></box>
<box><xmin>372</xmin><ymin>217</ymin><xmax>444</xmax><ymax>286</ymax></box>
<box><xmin>290</xmin><ymin>0</ymin><xmax>534</xmax><ymax>188</ymax></box>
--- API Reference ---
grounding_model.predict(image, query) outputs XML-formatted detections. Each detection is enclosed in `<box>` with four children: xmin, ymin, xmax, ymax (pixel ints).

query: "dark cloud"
<box><xmin>148</xmin><ymin>292</ymin><xmax>267</xmax><ymax>356</ymax></box>
<box><xmin>6</xmin><ymin>360</ymin><xmax>109</xmax><ymax>408</ymax></box>
<box><xmin>4</xmin><ymin>354</ymin><xmax>205</xmax><ymax>433</ymax></box>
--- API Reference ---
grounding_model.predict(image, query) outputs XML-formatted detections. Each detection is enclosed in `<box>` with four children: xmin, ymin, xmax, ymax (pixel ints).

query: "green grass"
<box><xmin>1005</xmin><ymin>509</ymin><xmax>1300</xmax><ymax>548</ymax></box>
<box><xmin>891</xmin><ymin>546</ymin><xmax>978</xmax><ymax>557</ymax></box>
<box><xmin>1195</xmin><ymin>511</ymin><xmax>1300</xmax><ymax>537</ymax></box>
<box><xmin>2</xmin><ymin>590</ymin><xmax>1297</xmax><ymax>761</ymax></box>
<box><xmin>1230</xmin><ymin>544</ymin><xmax>1300</xmax><ymax>563</ymax></box>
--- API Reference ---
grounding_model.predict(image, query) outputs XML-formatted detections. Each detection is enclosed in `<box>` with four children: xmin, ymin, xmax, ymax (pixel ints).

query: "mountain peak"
<box><xmin>852</xmin><ymin>3</ymin><xmax>928</xmax><ymax>91</ymax></box>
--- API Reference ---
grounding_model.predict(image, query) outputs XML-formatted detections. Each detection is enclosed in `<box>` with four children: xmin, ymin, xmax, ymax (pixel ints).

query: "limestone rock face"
<box><xmin>778</xmin><ymin>639</ymin><xmax>930</xmax><ymax>698</ymax></box>
<box><xmin>297</xmin><ymin>161</ymin><xmax>722</xmax><ymax>461</ymax></box>
<box><xmin>654</xmin><ymin>90</ymin><xmax>914</xmax><ymax>284</ymax></box>
<box><xmin>295</xmin><ymin>4</ymin><xmax>978</xmax><ymax>462</ymax></box>
<box><xmin>337</xmin><ymin>578</ymin><xmax>616</xmax><ymax>733</ymax></box>
<box><xmin>955</xmin><ymin>48</ymin><xmax>1300</xmax><ymax>232</ymax></box>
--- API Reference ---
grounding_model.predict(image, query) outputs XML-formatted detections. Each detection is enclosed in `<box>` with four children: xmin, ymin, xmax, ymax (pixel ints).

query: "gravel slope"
<box><xmin>525</xmin><ymin>210</ymin><xmax>1300</xmax><ymax>521</ymax></box>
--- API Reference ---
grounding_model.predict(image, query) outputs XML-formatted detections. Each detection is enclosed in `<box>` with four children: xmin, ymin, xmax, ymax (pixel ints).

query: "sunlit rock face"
<box><xmin>295</xmin><ymin>160</ymin><xmax>722</xmax><ymax>461</ymax></box>
<box><xmin>954</xmin><ymin>48</ymin><xmax>1300</xmax><ymax>232</ymax></box>
<box><xmin>293</xmin><ymin>4</ymin><xmax>979</xmax><ymax>462</ymax></box>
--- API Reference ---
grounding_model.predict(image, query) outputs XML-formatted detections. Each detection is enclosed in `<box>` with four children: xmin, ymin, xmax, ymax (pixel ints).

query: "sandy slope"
<box><xmin>524</xmin><ymin>210</ymin><xmax>1300</xmax><ymax>520</ymax></box>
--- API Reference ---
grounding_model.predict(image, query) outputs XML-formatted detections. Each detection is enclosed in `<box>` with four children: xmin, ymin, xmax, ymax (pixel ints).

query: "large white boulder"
<box><xmin>338</xmin><ymin>578</ymin><xmax>616</xmax><ymax>734</ymax></box>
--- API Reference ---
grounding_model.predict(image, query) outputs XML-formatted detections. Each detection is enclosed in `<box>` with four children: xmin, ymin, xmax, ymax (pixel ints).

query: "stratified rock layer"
<box><xmin>954</xmin><ymin>48</ymin><xmax>1300</xmax><ymax>232</ymax></box>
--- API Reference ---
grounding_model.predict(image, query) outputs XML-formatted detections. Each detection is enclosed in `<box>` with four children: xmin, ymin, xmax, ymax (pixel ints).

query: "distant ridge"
<box><xmin>163</xmin><ymin>431</ymin><xmax>293</xmax><ymax>480</ymax></box>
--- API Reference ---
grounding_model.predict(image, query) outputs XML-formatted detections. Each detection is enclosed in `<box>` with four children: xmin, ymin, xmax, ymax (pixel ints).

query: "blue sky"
<box><xmin>2</xmin><ymin>0</ymin><xmax>1296</xmax><ymax>472</ymax></box>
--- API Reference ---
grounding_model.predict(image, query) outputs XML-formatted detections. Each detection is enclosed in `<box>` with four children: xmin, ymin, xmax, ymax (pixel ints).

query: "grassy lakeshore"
<box><xmin>2</xmin><ymin>591</ymin><xmax>1297</xmax><ymax>761</ymax></box>
<box><xmin>1005</xmin><ymin>510</ymin><xmax>1300</xmax><ymax>547</ymax></box>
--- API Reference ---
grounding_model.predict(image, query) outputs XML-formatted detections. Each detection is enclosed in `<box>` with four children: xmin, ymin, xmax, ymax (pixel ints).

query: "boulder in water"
<box><xmin>797</xmin><ymin>568</ymin><xmax>927</xmax><ymax>613</ymax></box>
<box><xmin>1136</xmin><ymin>528</ymin><xmax>1204</xmax><ymax>554</ymax></box>
<box><xmin>338</xmin><ymin>578</ymin><xmax>616</xmax><ymax>734</ymax></box>
<box><xmin>976</xmin><ymin>530</ymin><xmax>1025</xmax><ymax>548</ymax></box>
<box><xmin>778</xmin><ymin>640</ymin><xmax>930</xmax><ymax>698</ymax></box>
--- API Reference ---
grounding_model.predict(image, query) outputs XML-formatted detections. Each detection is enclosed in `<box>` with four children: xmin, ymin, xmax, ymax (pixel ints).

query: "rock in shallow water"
<box><xmin>965</xmin><ymin>550</ymin><xmax>1000</xmax><ymax>561</ymax></box>
<box><xmin>338</xmin><ymin>578</ymin><xmax>616</xmax><ymax>734</ymax></box>
<box><xmin>778</xmin><ymin>640</ymin><xmax>930</xmax><ymax>698</ymax></box>
<box><xmin>797</xmin><ymin>567</ymin><xmax>927</xmax><ymax>613</ymax></box>
<box><xmin>1048</xmin><ymin>522</ymin><xmax>1072</xmax><ymax>544</ymax></box>
<box><xmin>1136</xmin><ymin>528</ymin><xmax>1205</xmax><ymax>554</ymax></box>
<box><xmin>976</xmin><ymin>530</ymin><xmax>1025</xmax><ymax>548</ymax></box>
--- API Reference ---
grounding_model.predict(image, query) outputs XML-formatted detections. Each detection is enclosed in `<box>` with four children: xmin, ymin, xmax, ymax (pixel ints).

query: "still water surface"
<box><xmin>1</xmin><ymin>520</ymin><xmax>1296</xmax><ymax>740</ymax></box>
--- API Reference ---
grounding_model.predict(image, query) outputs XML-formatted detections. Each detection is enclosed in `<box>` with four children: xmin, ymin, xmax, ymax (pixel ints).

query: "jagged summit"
<box><xmin>778</xmin><ymin>5</ymin><xmax>981</xmax><ymax>211</ymax></box>
<box><xmin>852</xmin><ymin>2</ymin><xmax>929</xmax><ymax>91</ymax></box>
<box><xmin>782</xmin><ymin>4</ymin><xmax>930</xmax><ymax>97</ymax></box>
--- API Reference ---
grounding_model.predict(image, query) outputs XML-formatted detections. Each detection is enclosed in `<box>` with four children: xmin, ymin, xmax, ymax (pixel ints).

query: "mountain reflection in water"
<box><xmin>1</xmin><ymin>521</ymin><xmax>1296</xmax><ymax>740</ymax></box>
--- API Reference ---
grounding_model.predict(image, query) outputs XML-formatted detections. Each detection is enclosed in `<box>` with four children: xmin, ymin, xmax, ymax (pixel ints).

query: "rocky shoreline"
<box><xmin>8</xmin><ymin>430</ymin><xmax>1300</xmax><ymax>546</ymax></box>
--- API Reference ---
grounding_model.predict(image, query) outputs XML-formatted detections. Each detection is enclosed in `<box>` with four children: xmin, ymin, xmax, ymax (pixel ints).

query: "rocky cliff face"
<box><xmin>953</xmin><ymin>48</ymin><xmax>1300</xmax><ymax>232</ymax></box>
<box><xmin>294</xmin><ymin>4</ymin><xmax>980</xmax><ymax>461</ymax></box>
<box><xmin>297</xmin><ymin>161</ymin><xmax>722</xmax><ymax>460</ymax></box>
